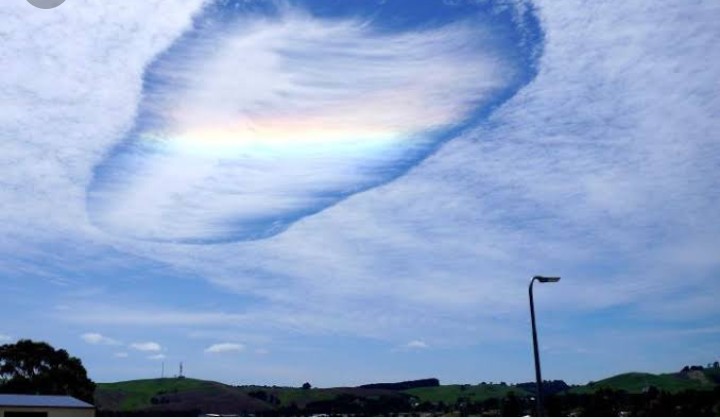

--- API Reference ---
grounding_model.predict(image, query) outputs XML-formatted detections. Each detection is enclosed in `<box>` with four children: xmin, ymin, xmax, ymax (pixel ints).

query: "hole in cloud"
<box><xmin>87</xmin><ymin>0</ymin><xmax>542</xmax><ymax>243</ymax></box>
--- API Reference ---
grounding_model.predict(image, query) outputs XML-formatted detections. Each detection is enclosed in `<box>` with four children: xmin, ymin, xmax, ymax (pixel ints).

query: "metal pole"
<box><xmin>529</xmin><ymin>277</ymin><xmax>544</xmax><ymax>416</ymax></box>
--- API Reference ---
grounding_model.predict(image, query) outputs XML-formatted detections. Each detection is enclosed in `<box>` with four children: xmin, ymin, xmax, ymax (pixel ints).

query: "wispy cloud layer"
<box><xmin>1</xmin><ymin>0</ymin><xmax>718</xmax><ymax>386</ymax></box>
<box><xmin>81</xmin><ymin>332</ymin><xmax>120</xmax><ymax>345</ymax></box>
<box><xmin>205</xmin><ymin>343</ymin><xmax>245</xmax><ymax>353</ymax></box>
<box><xmin>87</xmin><ymin>1</ymin><xmax>537</xmax><ymax>243</ymax></box>
<box><xmin>93</xmin><ymin>0</ymin><xmax>719</xmax><ymax>362</ymax></box>
<box><xmin>405</xmin><ymin>340</ymin><xmax>428</xmax><ymax>349</ymax></box>
<box><xmin>131</xmin><ymin>342</ymin><xmax>162</xmax><ymax>352</ymax></box>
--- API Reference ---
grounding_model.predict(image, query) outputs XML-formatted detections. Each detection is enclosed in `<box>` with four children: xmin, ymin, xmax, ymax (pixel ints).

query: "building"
<box><xmin>0</xmin><ymin>394</ymin><xmax>94</xmax><ymax>417</ymax></box>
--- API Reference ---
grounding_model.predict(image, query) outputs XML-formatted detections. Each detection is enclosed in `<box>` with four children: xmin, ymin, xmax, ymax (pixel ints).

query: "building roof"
<box><xmin>0</xmin><ymin>394</ymin><xmax>94</xmax><ymax>409</ymax></box>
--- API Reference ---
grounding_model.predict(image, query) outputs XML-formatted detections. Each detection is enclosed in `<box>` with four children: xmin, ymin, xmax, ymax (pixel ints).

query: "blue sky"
<box><xmin>1</xmin><ymin>0</ymin><xmax>719</xmax><ymax>387</ymax></box>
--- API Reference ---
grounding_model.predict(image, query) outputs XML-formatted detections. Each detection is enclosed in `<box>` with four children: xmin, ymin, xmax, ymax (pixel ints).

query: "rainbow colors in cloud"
<box><xmin>88</xmin><ymin>0</ymin><xmax>542</xmax><ymax>243</ymax></box>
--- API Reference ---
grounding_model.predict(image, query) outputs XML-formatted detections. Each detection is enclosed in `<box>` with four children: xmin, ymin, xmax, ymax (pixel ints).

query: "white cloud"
<box><xmin>98</xmin><ymin>0</ymin><xmax>720</xmax><ymax>347</ymax></box>
<box><xmin>0</xmin><ymin>0</ymin><xmax>207</xmax><ymax>243</ymax></box>
<box><xmin>405</xmin><ymin>340</ymin><xmax>428</xmax><ymax>349</ymax></box>
<box><xmin>87</xmin><ymin>4</ymin><xmax>518</xmax><ymax>243</ymax></box>
<box><xmin>131</xmin><ymin>342</ymin><xmax>162</xmax><ymax>352</ymax></box>
<box><xmin>0</xmin><ymin>334</ymin><xmax>11</xmax><ymax>343</ymax></box>
<box><xmin>80</xmin><ymin>332</ymin><xmax>120</xmax><ymax>345</ymax></box>
<box><xmin>205</xmin><ymin>343</ymin><xmax>245</xmax><ymax>353</ymax></box>
<box><xmin>114</xmin><ymin>352</ymin><xmax>129</xmax><ymax>358</ymax></box>
<box><xmin>147</xmin><ymin>353</ymin><xmax>166</xmax><ymax>360</ymax></box>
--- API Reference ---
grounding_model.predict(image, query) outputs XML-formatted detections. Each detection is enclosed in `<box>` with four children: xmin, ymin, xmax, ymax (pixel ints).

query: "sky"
<box><xmin>1</xmin><ymin>0</ymin><xmax>719</xmax><ymax>387</ymax></box>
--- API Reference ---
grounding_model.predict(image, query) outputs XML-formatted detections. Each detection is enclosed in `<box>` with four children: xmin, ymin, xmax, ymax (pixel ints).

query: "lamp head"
<box><xmin>533</xmin><ymin>275</ymin><xmax>560</xmax><ymax>283</ymax></box>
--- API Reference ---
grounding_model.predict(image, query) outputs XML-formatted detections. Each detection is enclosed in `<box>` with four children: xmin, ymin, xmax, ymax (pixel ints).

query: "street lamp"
<box><xmin>529</xmin><ymin>275</ymin><xmax>560</xmax><ymax>416</ymax></box>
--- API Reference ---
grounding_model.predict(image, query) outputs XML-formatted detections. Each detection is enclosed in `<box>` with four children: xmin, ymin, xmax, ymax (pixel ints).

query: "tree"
<box><xmin>302</xmin><ymin>382</ymin><xmax>312</xmax><ymax>390</ymax></box>
<box><xmin>0</xmin><ymin>339</ymin><xmax>95</xmax><ymax>403</ymax></box>
<box><xmin>500</xmin><ymin>391</ymin><xmax>522</xmax><ymax>416</ymax></box>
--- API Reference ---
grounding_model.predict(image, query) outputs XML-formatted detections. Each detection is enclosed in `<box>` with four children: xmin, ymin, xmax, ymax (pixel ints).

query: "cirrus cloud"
<box><xmin>80</xmin><ymin>332</ymin><xmax>120</xmax><ymax>345</ymax></box>
<box><xmin>87</xmin><ymin>0</ymin><xmax>539</xmax><ymax>244</ymax></box>
<box><xmin>405</xmin><ymin>340</ymin><xmax>429</xmax><ymax>349</ymax></box>
<box><xmin>131</xmin><ymin>341</ymin><xmax>162</xmax><ymax>352</ymax></box>
<box><xmin>205</xmin><ymin>343</ymin><xmax>245</xmax><ymax>354</ymax></box>
<box><xmin>1</xmin><ymin>0</ymin><xmax>718</xmax><ymax>387</ymax></box>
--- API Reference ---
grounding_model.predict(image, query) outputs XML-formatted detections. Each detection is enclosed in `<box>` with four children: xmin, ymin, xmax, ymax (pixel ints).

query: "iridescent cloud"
<box><xmin>88</xmin><ymin>0</ymin><xmax>542</xmax><ymax>243</ymax></box>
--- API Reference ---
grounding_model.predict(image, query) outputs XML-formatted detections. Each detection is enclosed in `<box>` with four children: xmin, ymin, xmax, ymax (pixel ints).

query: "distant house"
<box><xmin>0</xmin><ymin>394</ymin><xmax>94</xmax><ymax>417</ymax></box>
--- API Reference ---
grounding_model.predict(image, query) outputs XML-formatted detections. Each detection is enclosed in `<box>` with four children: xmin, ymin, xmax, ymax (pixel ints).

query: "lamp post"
<box><xmin>529</xmin><ymin>275</ymin><xmax>560</xmax><ymax>416</ymax></box>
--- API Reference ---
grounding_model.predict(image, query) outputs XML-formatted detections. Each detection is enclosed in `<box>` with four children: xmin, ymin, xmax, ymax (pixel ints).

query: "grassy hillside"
<box><xmin>238</xmin><ymin>385</ymin><xmax>401</xmax><ymax>408</ymax></box>
<box><xmin>569</xmin><ymin>369</ymin><xmax>719</xmax><ymax>394</ymax></box>
<box><xmin>97</xmin><ymin>378</ymin><xmax>209</xmax><ymax>410</ymax></box>
<box><xmin>404</xmin><ymin>383</ymin><xmax>529</xmax><ymax>404</ymax></box>
<box><xmin>97</xmin><ymin>378</ymin><xmax>408</xmax><ymax>413</ymax></box>
<box><xmin>96</xmin><ymin>377</ymin><xmax>272</xmax><ymax>414</ymax></box>
<box><xmin>96</xmin><ymin>379</ymin><xmax>514</xmax><ymax>412</ymax></box>
<box><xmin>95</xmin><ymin>367</ymin><xmax>720</xmax><ymax>414</ymax></box>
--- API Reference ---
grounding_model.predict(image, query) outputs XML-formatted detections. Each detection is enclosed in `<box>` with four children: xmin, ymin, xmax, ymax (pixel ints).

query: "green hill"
<box><xmin>403</xmin><ymin>383</ymin><xmax>529</xmax><ymax>404</ymax></box>
<box><xmin>569</xmin><ymin>368</ymin><xmax>719</xmax><ymax>394</ymax></box>
<box><xmin>96</xmin><ymin>378</ymin><xmax>496</xmax><ymax>414</ymax></box>
<box><xmin>237</xmin><ymin>384</ymin><xmax>401</xmax><ymax>408</ymax></box>
<box><xmin>95</xmin><ymin>367</ymin><xmax>720</xmax><ymax>414</ymax></box>
<box><xmin>96</xmin><ymin>378</ymin><xmax>411</xmax><ymax>414</ymax></box>
<box><xmin>95</xmin><ymin>377</ymin><xmax>272</xmax><ymax>414</ymax></box>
